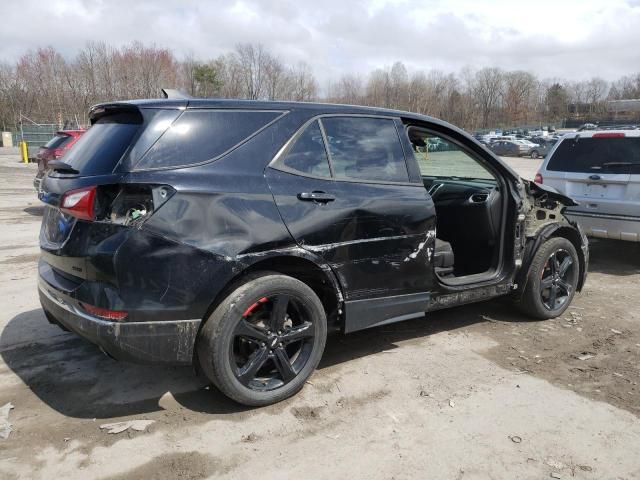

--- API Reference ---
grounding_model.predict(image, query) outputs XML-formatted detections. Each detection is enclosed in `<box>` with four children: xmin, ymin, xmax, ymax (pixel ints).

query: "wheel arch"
<box><xmin>516</xmin><ymin>222</ymin><xmax>588</xmax><ymax>296</ymax></box>
<box><xmin>200</xmin><ymin>249</ymin><xmax>343</xmax><ymax>331</ymax></box>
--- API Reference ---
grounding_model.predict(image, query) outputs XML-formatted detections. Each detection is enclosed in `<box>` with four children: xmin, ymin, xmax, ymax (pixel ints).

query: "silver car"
<box><xmin>535</xmin><ymin>130</ymin><xmax>640</xmax><ymax>241</ymax></box>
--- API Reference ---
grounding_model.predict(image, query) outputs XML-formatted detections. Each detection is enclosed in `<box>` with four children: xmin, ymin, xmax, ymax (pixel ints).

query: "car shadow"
<box><xmin>319</xmin><ymin>300</ymin><xmax>521</xmax><ymax>369</ymax></box>
<box><xmin>23</xmin><ymin>206</ymin><xmax>44</xmax><ymax>216</ymax></box>
<box><xmin>587</xmin><ymin>238</ymin><xmax>640</xmax><ymax>276</ymax></box>
<box><xmin>0</xmin><ymin>309</ymin><xmax>244</xmax><ymax>419</ymax></box>
<box><xmin>0</xmin><ymin>301</ymin><xmax>523</xmax><ymax>420</ymax></box>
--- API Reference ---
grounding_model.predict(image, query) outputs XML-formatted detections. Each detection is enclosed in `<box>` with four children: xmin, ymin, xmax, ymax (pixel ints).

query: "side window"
<box><xmin>321</xmin><ymin>117</ymin><xmax>409</xmax><ymax>182</ymax></box>
<box><xmin>280</xmin><ymin>121</ymin><xmax>331</xmax><ymax>177</ymax></box>
<box><xmin>409</xmin><ymin>129</ymin><xmax>495</xmax><ymax>181</ymax></box>
<box><xmin>135</xmin><ymin>110</ymin><xmax>281</xmax><ymax>170</ymax></box>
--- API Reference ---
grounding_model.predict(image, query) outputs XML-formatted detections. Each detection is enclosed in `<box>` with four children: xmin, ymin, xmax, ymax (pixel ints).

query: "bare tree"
<box><xmin>585</xmin><ymin>77</ymin><xmax>609</xmax><ymax>114</ymax></box>
<box><xmin>473</xmin><ymin>67</ymin><xmax>504</xmax><ymax>128</ymax></box>
<box><xmin>503</xmin><ymin>71</ymin><xmax>538</xmax><ymax>125</ymax></box>
<box><xmin>233</xmin><ymin>43</ymin><xmax>268</xmax><ymax>100</ymax></box>
<box><xmin>330</xmin><ymin>74</ymin><xmax>364</xmax><ymax>105</ymax></box>
<box><xmin>287</xmin><ymin>62</ymin><xmax>318</xmax><ymax>101</ymax></box>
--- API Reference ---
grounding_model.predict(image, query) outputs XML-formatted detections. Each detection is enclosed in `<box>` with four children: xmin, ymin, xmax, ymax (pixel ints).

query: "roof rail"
<box><xmin>161</xmin><ymin>88</ymin><xmax>192</xmax><ymax>100</ymax></box>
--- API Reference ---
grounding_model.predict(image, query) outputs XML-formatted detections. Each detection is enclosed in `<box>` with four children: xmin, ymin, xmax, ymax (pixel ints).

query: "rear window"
<box><xmin>43</xmin><ymin>134</ymin><xmax>71</xmax><ymax>149</ymax></box>
<box><xmin>58</xmin><ymin>112</ymin><xmax>142</xmax><ymax>176</ymax></box>
<box><xmin>321</xmin><ymin>117</ymin><xmax>409</xmax><ymax>182</ymax></box>
<box><xmin>280</xmin><ymin>120</ymin><xmax>331</xmax><ymax>177</ymax></box>
<box><xmin>548</xmin><ymin>137</ymin><xmax>640</xmax><ymax>174</ymax></box>
<box><xmin>134</xmin><ymin>110</ymin><xmax>282</xmax><ymax>170</ymax></box>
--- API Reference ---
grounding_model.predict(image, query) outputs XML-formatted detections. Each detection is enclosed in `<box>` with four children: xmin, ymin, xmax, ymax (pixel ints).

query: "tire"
<box><xmin>530</xmin><ymin>150</ymin><xmax>539</xmax><ymax>159</ymax></box>
<box><xmin>517</xmin><ymin>237</ymin><xmax>580</xmax><ymax>320</ymax></box>
<box><xmin>197</xmin><ymin>273</ymin><xmax>327</xmax><ymax>406</ymax></box>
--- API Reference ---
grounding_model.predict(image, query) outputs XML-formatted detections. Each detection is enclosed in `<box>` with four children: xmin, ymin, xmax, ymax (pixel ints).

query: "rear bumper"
<box><xmin>39</xmin><ymin>277</ymin><xmax>201</xmax><ymax>365</ymax></box>
<box><xmin>567</xmin><ymin>211</ymin><xmax>640</xmax><ymax>242</ymax></box>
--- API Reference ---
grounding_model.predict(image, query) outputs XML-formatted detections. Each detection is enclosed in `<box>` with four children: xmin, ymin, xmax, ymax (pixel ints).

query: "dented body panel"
<box><xmin>37</xmin><ymin>98</ymin><xmax>588</xmax><ymax>366</ymax></box>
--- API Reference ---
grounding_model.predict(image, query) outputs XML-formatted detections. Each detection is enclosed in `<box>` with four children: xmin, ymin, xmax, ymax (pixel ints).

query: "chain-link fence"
<box><xmin>11</xmin><ymin>113</ymin><xmax>85</xmax><ymax>159</ymax></box>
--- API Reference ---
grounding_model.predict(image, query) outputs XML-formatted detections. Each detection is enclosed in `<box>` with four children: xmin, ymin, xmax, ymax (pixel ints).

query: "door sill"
<box><xmin>435</xmin><ymin>267</ymin><xmax>501</xmax><ymax>287</ymax></box>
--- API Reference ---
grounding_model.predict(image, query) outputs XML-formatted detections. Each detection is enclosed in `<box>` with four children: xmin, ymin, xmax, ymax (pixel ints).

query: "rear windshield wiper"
<box><xmin>48</xmin><ymin>160</ymin><xmax>79</xmax><ymax>174</ymax></box>
<box><xmin>590</xmin><ymin>162</ymin><xmax>640</xmax><ymax>170</ymax></box>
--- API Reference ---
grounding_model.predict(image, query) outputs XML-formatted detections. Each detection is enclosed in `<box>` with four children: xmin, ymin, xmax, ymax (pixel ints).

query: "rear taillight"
<box><xmin>60</xmin><ymin>186</ymin><xmax>97</xmax><ymax>221</ymax></box>
<box><xmin>79</xmin><ymin>302</ymin><xmax>128</xmax><ymax>321</ymax></box>
<box><xmin>52</xmin><ymin>148</ymin><xmax>64</xmax><ymax>159</ymax></box>
<box><xmin>592</xmin><ymin>132</ymin><xmax>625</xmax><ymax>138</ymax></box>
<box><xmin>534</xmin><ymin>173</ymin><xmax>543</xmax><ymax>184</ymax></box>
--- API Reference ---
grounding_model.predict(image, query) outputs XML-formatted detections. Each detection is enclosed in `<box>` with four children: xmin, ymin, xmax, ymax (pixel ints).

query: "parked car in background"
<box><xmin>37</xmin><ymin>97</ymin><xmax>587</xmax><ymax>406</ymax></box>
<box><xmin>528</xmin><ymin>138</ymin><xmax>557</xmax><ymax>159</ymax></box>
<box><xmin>576</xmin><ymin>123</ymin><xmax>598</xmax><ymax>131</ymax></box>
<box><xmin>33</xmin><ymin>130</ymin><xmax>86</xmax><ymax>191</ymax></box>
<box><xmin>536</xmin><ymin>130</ymin><xmax>640</xmax><ymax>241</ymax></box>
<box><xmin>490</xmin><ymin>140</ymin><xmax>529</xmax><ymax>156</ymax></box>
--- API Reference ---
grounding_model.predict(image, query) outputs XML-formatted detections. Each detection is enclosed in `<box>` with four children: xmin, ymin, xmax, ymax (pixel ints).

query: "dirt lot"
<box><xmin>0</xmin><ymin>151</ymin><xmax>639</xmax><ymax>479</ymax></box>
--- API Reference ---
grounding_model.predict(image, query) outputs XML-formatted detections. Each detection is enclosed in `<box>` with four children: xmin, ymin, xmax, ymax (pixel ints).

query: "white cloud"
<box><xmin>1</xmin><ymin>0</ymin><xmax>639</xmax><ymax>86</ymax></box>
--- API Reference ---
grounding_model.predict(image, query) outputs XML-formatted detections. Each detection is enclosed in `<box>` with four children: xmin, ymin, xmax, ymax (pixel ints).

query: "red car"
<box><xmin>34</xmin><ymin>130</ymin><xmax>86</xmax><ymax>191</ymax></box>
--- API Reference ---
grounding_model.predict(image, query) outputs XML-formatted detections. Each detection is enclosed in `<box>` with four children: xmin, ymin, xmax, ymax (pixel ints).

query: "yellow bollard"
<box><xmin>20</xmin><ymin>141</ymin><xmax>28</xmax><ymax>164</ymax></box>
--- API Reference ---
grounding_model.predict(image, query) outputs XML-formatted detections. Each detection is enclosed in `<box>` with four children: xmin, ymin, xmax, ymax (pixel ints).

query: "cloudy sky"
<box><xmin>1</xmin><ymin>0</ymin><xmax>640</xmax><ymax>86</ymax></box>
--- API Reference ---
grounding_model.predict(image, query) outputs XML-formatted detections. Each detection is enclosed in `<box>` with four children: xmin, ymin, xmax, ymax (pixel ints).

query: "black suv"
<box><xmin>38</xmin><ymin>97</ymin><xmax>588</xmax><ymax>406</ymax></box>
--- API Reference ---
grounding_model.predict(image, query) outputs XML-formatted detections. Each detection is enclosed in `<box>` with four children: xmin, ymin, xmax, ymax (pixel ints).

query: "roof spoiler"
<box><xmin>161</xmin><ymin>88</ymin><xmax>192</xmax><ymax>100</ymax></box>
<box><xmin>88</xmin><ymin>103</ymin><xmax>142</xmax><ymax>124</ymax></box>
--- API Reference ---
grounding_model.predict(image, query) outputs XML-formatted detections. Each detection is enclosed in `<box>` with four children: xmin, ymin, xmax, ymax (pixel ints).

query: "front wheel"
<box><xmin>530</xmin><ymin>150</ymin><xmax>539</xmax><ymax>159</ymax></box>
<box><xmin>516</xmin><ymin>237</ymin><xmax>579</xmax><ymax>319</ymax></box>
<box><xmin>197</xmin><ymin>273</ymin><xmax>327</xmax><ymax>406</ymax></box>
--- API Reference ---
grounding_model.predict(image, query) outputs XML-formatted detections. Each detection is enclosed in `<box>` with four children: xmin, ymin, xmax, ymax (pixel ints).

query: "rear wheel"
<box><xmin>530</xmin><ymin>150</ymin><xmax>539</xmax><ymax>159</ymax></box>
<box><xmin>517</xmin><ymin>237</ymin><xmax>579</xmax><ymax>319</ymax></box>
<box><xmin>197</xmin><ymin>273</ymin><xmax>327</xmax><ymax>406</ymax></box>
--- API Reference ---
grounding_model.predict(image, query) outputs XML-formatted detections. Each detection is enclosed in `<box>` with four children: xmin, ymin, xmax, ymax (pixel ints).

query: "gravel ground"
<box><xmin>0</xmin><ymin>151</ymin><xmax>639</xmax><ymax>479</ymax></box>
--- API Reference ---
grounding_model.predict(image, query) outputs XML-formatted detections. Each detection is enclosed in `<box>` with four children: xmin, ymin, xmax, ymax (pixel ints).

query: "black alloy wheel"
<box><xmin>539</xmin><ymin>249</ymin><xmax>575</xmax><ymax>311</ymax></box>
<box><xmin>231</xmin><ymin>294</ymin><xmax>315</xmax><ymax>391</ymax></box>
<box><xmin>516</xmin><ymin>237</ymin><xmax>580</xmax><ymax>320</ymax></box>
<box><xmin>197</xmin><ymin>273</ymin><xmax>327</xmax><ymax>406</ymax></box>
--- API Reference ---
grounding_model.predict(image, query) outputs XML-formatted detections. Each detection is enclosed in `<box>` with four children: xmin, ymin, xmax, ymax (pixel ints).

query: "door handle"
<box><xmin>297</xmin><ymin>191</ymin><xmax>336</xmax><ymax>203</ymax></box>
<box><xmin>589</xmin><ymin>174</ymin><xmax>601</xmax><ymax>181</ymax></box>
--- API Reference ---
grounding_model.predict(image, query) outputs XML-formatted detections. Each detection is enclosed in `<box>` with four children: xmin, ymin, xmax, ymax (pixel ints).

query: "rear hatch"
<box><xmin>542</xmin><ymin>132</ymin><xmax>640</xmax><ymax>217</ymax></box>
<box><xmin>39</xmin><ymin>103</ymin><xmax>183</xmax><ymax>253</ymax></box>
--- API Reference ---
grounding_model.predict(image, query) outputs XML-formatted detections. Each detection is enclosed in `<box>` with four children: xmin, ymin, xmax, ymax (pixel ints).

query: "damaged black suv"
<box><xmin>38</xmin><ymin>94</ymin><xmax>588</xmax><ymax>406</ymax></box>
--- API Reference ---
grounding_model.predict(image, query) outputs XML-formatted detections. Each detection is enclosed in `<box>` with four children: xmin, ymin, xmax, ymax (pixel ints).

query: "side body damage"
<box><xmin>38</xmin><ymin>99</ymin><xmax>588</xmax><ymax>369</ymax></box>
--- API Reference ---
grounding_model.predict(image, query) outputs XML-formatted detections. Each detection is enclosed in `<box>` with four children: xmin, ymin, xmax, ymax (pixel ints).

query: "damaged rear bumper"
<box><xmin>38</xmin><ymin>277</ymin><xmax>200</xmax><ymax>365</ymax></box>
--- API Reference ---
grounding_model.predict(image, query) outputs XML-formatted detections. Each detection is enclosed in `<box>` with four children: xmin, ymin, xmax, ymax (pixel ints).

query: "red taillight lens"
<box><xmin>79</xmin><ymin>302</ymin><xmax>128</xmax><ymax>321</ymax></box>
<box><xmin>534</xmin><ymin>173</ymin><xmax>543</xmax><ymax>184</ymax></box>
<box><xmin>60</xmin><ymin>186</ymin><xmax>97</xmax><ymax>221</ymax></box>
<box><xmin>592</xmin><ymin>132</ymin><xmax>625</xmax><ymax>138</ymax></box>
<box><xmin>52</xmin><ymin>148</ymin><xmax>64</xmax><ymax>159</ymax></box>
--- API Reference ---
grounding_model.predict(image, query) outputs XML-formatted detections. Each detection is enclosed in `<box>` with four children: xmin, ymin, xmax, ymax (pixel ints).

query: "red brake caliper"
<box><xmin>242</xmin><ymin>297</ymin><xmax>268</xmax><ymax>318</ymax></box>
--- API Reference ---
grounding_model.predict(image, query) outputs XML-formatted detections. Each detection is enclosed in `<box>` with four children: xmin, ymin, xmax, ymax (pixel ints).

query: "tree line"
<box><xmin>1</xmin><ymin>41</ymin><xmax>639</xmax><ymax>131</ymax></box>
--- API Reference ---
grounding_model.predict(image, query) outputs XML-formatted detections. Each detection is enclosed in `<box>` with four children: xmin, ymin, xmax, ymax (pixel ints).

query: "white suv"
<box><xmin>535</xmin><ymin>129</ymin><xmax>640</xmax><ymax>242</ymax></box>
